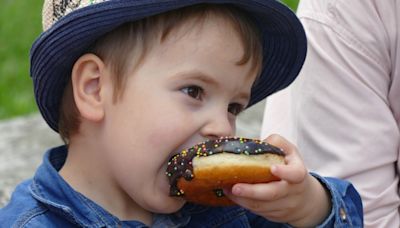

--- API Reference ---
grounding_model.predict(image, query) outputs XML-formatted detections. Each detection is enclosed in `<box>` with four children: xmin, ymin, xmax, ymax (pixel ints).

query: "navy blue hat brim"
<box><xmin>30</xmin><ymin>0</ymin><xmax>306</xmax><ymax>132</ymax></box>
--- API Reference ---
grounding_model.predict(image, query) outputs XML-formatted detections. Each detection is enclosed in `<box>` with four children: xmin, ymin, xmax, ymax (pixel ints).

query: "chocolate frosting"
<box><xmin>166</xmin><ymin>137</ymin><xmax>284</xmax><ymax>196</ymax></box>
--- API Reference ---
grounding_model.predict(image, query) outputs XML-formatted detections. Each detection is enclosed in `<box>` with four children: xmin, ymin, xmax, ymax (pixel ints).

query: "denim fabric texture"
<box><xmin>0</xmin><ymin>146</ymin><xmax>363</xmax><ymax>227</ymax></box>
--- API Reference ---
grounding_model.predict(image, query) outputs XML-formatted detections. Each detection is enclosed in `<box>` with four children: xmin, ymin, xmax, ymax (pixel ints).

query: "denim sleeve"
<box><xmin>305</xmin><ymin>173</ymin><xmax>364</xmax><ymax>227</ymax></box>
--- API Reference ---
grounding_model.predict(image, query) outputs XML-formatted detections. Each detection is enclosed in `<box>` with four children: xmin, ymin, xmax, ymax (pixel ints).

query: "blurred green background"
<box><xmin>0</xmin><ymin>0</ymin><xmax>299</xmax><ymax>120</ymax></box>
<box><xmin>0</xmin><ymin>0</ymin><xmax>42</xmax><ymax>119</ymax></box>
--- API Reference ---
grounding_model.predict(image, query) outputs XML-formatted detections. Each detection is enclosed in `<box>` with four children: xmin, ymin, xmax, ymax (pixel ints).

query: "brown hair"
<box><xmin>58</xmin><ymin>4</ymin><xmax>263</xmax><ymax>144</ymax></box>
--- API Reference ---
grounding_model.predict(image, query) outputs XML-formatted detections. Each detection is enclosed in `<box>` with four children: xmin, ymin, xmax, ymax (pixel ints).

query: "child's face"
<box><xmin>100</xmin><ymin>16</ymin><xmax>258</xmax><ymax>214</ymax></box>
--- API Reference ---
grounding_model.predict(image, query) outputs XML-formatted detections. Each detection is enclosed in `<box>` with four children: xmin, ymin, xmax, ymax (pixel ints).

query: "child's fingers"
<box><xmin>225</xmin><ymin>183</ymin><xmax>297</xmax><ymax>217</ymax></box>
<box><xmin>225</xmin><ymin>181</ymin><xmax>289</xmax><ymax>202</ymax></box>
<box><xmin>271</xmin><ymin>163</ymin><xmax>307</xmax><ymax>184</ymax></box>
<box><xmin>264</xmin><ymin>134</ymin><xmax>307</xmax><ymax>184</ymax></box>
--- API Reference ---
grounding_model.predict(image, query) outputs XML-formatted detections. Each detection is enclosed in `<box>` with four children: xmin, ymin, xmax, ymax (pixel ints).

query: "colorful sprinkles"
<box><xmin>166</xmin><ymin>136</ymin><xmax>284</xmax><ymax>197</ymax></box>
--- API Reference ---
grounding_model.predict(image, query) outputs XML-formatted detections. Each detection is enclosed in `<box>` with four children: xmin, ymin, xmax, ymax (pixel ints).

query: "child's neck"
<box><xmin>59</xmin><ymin>137</ymin><xmax>153</xmax><ymax>226</ymax></box>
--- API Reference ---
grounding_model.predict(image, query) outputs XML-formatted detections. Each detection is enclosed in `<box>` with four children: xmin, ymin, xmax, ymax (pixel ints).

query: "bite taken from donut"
<box><xmin>166</xmin><ymin>137</ymin><xmax>285</xmax><ymax>206</ymax></box>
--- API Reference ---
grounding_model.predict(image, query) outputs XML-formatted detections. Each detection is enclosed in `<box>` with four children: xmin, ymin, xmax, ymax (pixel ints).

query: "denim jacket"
<box><xmin>0</xmin><ymin>146</ymin><xmax>363</xmax><ymax>227</ymax></box>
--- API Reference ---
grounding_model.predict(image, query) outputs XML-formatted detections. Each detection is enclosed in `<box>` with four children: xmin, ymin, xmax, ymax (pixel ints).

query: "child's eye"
<box><xmin>228</xmin><ymin>103</ymin><xmax>244</xmax><ymax>116</ymax></box>
<box><xmin>181</xmin><ymin>86</ymin><xmax>204</xmax><ymax>100</ymax></box>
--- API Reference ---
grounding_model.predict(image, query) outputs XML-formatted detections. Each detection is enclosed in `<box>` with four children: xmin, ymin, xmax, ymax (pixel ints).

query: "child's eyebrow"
<box><xmin>171</xmin><ymin>70</ymin><xmax>220</xmax><ymax>88</ymax></box>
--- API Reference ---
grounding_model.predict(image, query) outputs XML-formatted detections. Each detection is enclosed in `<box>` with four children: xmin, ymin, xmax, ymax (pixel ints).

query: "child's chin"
<box><xmin>151</xmin><ymin>197</ymin><xmax>186</xmax><ymax>214</ymax></box>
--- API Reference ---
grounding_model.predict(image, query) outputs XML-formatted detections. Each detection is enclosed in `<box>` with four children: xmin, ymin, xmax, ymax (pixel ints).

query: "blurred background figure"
<box><xmin>262</xmin><ymin>0</ymin><xmax>400</xmax><ymax>227</ymax></box>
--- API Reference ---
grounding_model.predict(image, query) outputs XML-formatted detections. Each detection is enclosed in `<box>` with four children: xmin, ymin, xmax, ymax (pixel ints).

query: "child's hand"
<box><xmin>224</xmin><ymin>134</ymin><xmax>331</xmax><ymax>227</ymax></box>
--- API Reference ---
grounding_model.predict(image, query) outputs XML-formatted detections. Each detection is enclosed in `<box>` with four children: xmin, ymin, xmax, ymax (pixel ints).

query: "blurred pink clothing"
<box><xmin>261</xmin><ymin>0</ymin><xmax>400</xmax><ymax>227</ymax></box>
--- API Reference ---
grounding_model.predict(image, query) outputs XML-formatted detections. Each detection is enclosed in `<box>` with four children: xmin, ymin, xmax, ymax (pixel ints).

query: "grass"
<box><xmin>0</xmin><ymin>0</ymin><xmax>299</xmax><ymax>120</ymax></box>
<box><xmin>281</xmin><ymin>0</ymin><xmax>299</xmax><ymax>11</ymax></box>
<box><xmin>0</xmin><ymin>0</ymin><xmax>42</xmax><ymax>119</ymax></box>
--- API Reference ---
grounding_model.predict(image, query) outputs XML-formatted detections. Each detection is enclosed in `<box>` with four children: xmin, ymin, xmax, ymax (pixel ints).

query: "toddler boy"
<box><xmin>0</xmin><ymin>0</ymin><xmax>362</xmax><ymax>227</ymax></box>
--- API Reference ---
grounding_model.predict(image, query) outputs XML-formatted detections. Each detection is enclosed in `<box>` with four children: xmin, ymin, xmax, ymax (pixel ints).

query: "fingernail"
<box><xmin>232</xmin><ymin>186</ymin><xmax>242</xmax><ymax>196</ymax></box>
<box><xmin>271</xmin><ymin>165</ymin><xmax>277</xmax><ymax>173</ymax></box>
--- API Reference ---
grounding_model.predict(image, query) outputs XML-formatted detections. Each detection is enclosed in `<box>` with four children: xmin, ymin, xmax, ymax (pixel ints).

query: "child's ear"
<box><xmin>71</xmin><ymin>53</ymin><xmax>107</xmax><ymax>123</ymax></box>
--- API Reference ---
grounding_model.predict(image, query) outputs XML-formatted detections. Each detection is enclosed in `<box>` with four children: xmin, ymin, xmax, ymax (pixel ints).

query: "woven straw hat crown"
<box><xmin>42</xmin><ymin>0</ymin><xmax>108</xmax><ymax>31</ymax></box>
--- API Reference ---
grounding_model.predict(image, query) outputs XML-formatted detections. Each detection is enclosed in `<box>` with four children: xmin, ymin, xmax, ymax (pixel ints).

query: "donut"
<box><xmin>166</xmin><ymin>137</ymin><xmax>285</xmax><ymax>206</ymax></box>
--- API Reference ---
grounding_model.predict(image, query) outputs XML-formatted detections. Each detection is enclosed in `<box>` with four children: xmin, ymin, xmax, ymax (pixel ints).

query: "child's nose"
<box><xmin>200</xmin><ymin>112</ymin><xmax>235</xmax><ymax>140</ymax></box>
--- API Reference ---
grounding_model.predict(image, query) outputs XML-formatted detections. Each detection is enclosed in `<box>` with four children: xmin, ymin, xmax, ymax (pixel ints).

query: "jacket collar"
<box><xmin>29</xmin><ymin>146</ymin><xmax>128</xmax><ymax>227</ymax></box>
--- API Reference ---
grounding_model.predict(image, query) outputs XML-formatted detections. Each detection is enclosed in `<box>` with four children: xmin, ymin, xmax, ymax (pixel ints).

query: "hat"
<box><xmin>31</xmin><ymin>0</ymin><xmax>307</xmax><ymax>132</ymax></box>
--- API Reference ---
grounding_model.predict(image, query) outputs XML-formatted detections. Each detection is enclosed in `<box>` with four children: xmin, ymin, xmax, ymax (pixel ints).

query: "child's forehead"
<box><xmin>100</xmin><ymin>7</ymin><xmax>260</xmax><ymax>75</ymax></box>
<box><xmin>156</xmin><ymin>6</ymin><xmax>244</xmax><ymax>42</ymax></box>
<box><xmin>146</xmin><ymin>19</ymin><xmax>255</xmax><ymax>71</ymax></box>
<box><xmin>158</xmin><ymin>13</ymin><xmax>239</xmax><ymax>44</ymax></box>
<box><xmin>152</xmin><ymin>8</ymin><xmax>262</xmax><ymax>75</ymax></box>
<box><xmin>141</xmin><ymin>22</ymin><xmax>258</xmax><ymax>94</ymax></box>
